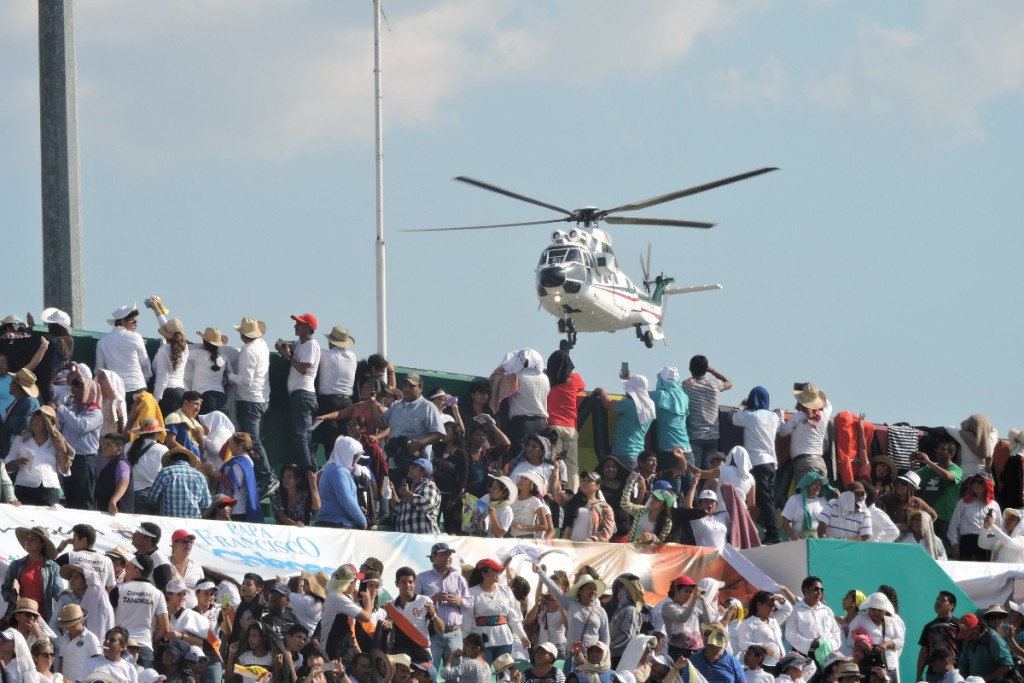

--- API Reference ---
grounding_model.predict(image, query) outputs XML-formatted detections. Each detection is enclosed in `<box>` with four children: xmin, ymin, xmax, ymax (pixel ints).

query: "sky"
<box><xmin>2</xmin><ymin>1</ymin><xmax>1023</xmax><ymax>435</ymax></box>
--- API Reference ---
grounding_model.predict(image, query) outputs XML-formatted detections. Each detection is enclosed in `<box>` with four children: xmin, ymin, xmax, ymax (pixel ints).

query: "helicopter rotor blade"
<box><xmin>645</xmin><ymin>242</ymin><xmax>652</xmax><ymax>279</ymax></box>
<box><xmin>601</xmin><ymin>167</ymin><xmax>778</xmax><ymax>216</ymax></box>
<box><xmin>454</xmin><ymin>176</ymin><xmax>575</xmax><ymax>217</ymax></box>
<box><xmin>604</xmin><ymin>216</ymin><xmax>715</xmax><ymax>229</ymax></box>
<box><xmin>403</xmin><ymin>217</ymin><xmax>569</xmax><ymax>233</ymax></box>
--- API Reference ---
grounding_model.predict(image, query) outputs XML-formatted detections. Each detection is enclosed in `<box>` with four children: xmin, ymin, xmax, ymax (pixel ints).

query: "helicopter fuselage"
<box><xmin>534</xmin><ymin>226</ymin><xmax>664</xmax><ymax>334</ymax></box>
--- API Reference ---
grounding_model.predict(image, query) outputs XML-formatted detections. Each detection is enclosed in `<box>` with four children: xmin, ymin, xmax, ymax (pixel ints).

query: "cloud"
<box><xmin>807</xmin><ymin>2</ymin><xmax>1024</xmax><ymax>143</ymax></box>
<box><xmin>17</xmin><ymin>0</ymin><xmax>744</xmax><ymax>168</ymax></box>
<box><xmin>709</xmin><ymin>56</ymin><xmax>787</xmax><ymax>107</ymax></box>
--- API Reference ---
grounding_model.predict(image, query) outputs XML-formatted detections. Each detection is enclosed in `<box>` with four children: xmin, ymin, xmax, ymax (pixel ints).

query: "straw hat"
<box><xmin>325</xmin><ymin>325</ymin><xmax>355</xmax><ymax>349</ymax></box>
<box><xmin>371</xmin><ymin>650</ymin><xmax>394</xmax><ymax>682</ymax></box>
<box><xmin>158</xmin><ymin>318</ymin><xmax>185</xmax><ymax>340</ymax></box>
<box><xmin>568</xmin><ymin>575</ymin><xmax>607</xmax><ymax>601</ymax></box>
<box><xmin>12</xmin><ymin>597</ymin><xmax>41</xmax><ymax>617</ymax></box>
<box><xmin>161</xmin><ymin>446</ymin><xmax>200</xmax><ymax>469</ymax></box>
<box><xmin>300</xmin><ymin>570</ymin><xmax>328</xmax><ymax>600</ymax></box>
<box><xmin>492</xmin><ymin>654</ymin><xmax>517</xmax><ymax>675</ymax></box>
<box><xmin>131</xmin><ymin>417</ymin><xmax>167</xmax><ymax>437</ymax></box>
<box><xmin>104</xmin><ymin>545</ymin><xmax>132</xmax><ymax>564</ymax></box>
<box><xmin>234</xmin><ymin>316</ymin><xmax>266</xmax><ymax>339</ymax></box>
<box><xmin>107</xmin><ymin>304</ymin><xmax>137</xmax><ymax>326</ymax></box>
<box><xmin>196</xmin><ymin>327</ymin><xmax>228</xmax><ymax>347</ymax></box>
<box><xmin>16</xmin><ymin>526</ymin><xmax>56</xmax><ymax>559</ymax></box>
<box><xmin>57</xmin><ymin>603</ymin><xmax>86</xmax><ymax>624</ymax></box>
<box><xmin>793</xmin><ymin>382</ymin><xmax>826</xmax><ymax>410</ymax></box>
<box><xmin>40</xmin><ymin>307</ymin><xmax>72</xmax><ymax>334</ymax></box>
<box><xmin>8</xmin><ymin>368</ymin><xmax>40</xmax><ymax>398</ymax></box>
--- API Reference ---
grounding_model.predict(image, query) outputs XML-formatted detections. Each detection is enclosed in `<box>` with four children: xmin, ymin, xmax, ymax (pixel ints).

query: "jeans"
<box><xmin>15</xmin><ymin>485</ymin><xmax>61</xmax><ymax>506</ymax></box>
<box><xmin>202</xmin><ymin>661</ymin><xmax>223</xmax><ymax>683</ymax></box>
<box><xmin>751</xmin><ymin>463</ymin><xmax>781</xmax><ymax>543</ymax></box>
<box><xmin>199</xmin><ymin>390</ymin><xmax>228</xmax><ymax>415</ymax></box>
<box><xmin>65</xmin><ymin>453</ymin><xmax>97</xmax><ymax>510</ymax></box>
<box><xmin>289</xmin><ymin>390</ymin><xmax>319</xmax><ymax>468</ymax></box>
<box><xmin>236</xmin><ymin>400</ymin><xmax>273</xmax><ymax>485</ymax></box>
<box><xmin>691</xmin><ymin>438</ymin><xmax>720</xmax><ymax>469</ymax></box>
<box><xmin>483</xmin><ymin>644</ymin><xmax>514</xmax><ymax>665</ymax></box>
<box><xmin>134</xmin><ymin>486</ymin><xmax>157</xmax><ymax>515</ymax></box>
<box><xmin>315</xmin><ymin>394</ymin><xmax>352</xmax><ymax>452</ymax></box>
<box><xmin>429</xmin><ymin>630</ymin><xmax>463</xmax><ymax>672</ymax></box>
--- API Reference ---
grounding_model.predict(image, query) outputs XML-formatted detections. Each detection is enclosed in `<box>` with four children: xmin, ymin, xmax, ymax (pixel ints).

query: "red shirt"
<box><xmin>18</xmin><ymin>557</ymin><xmax>46</xmax><ymax>607</ymax></box>
<box><xmin>546</xmin><ymin>373</ymin><xmax>585</xmax><ymax>428</ymax></box>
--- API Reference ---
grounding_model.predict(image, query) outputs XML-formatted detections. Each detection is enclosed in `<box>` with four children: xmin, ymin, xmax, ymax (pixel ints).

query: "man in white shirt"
<box><xmin>81</xmin><ymin>626</ymin><xmax>139</xmax><ymax>683</ymax></box>
<box><xmin>58</xmin><ymin>603</ymin><xmax>102</xmax><ymax>683</ymax></box>
<box><xmin>784</xmin><ymin>577</ymin><xmax>843</xmax><ymax>657</ymax></box>
<box><xmin>315</xmin><ymin>325</ymin><xmax>358</xmax><ymax>455</ymax></box>
<box><xmin>779</xmin><ymin>383</ymin><xmax>833</xmax><ymax>485</ymax></box>
<box><xmin>112</xmin><ymin>554</ymin><xmax>169</xmax><ymax>668</ymax></box>
<box><xmin>54</xmin><ymin>523</ymin><xmax>117</xmax><ymax>592</ymax></box>
<box><xmin>277</xmin><ymin>313</ymin><xmax>321</xmax><ymax>469</ymax></box>
<box><xmin>228</xmin><ymin>316</ymin><xmax>277</xmax><ymax>497</ymax></box>
<box><xmin>94</xmin><ymin>305</ymin><xmax>152</xmax><ymax>406</ymax></box>
<box><xmin>383</xmin><ymin>567</ymin><xmax>443</xmax><ymax>665</ymax></box>
<box><xmin>689</xmin><ymin>489</ymin><xmax>729</xmax><ymax>548</ymax></box>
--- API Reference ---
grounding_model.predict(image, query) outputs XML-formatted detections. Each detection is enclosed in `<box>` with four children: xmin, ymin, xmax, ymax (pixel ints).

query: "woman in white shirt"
<box><xmin>152</xmin><ymin>317</ymin><xmax>189</xmax><ymax>415</ymax></box>
<box><xmin>468</xmin><ymin>476</ymin><xmax>517</xmax><ymax>538</ymax></box>
<box><xmin>466</xmin><ymin>558</ymin><xmax>529</xmax><ymax>664</ymax></box>
<box><xmin>844</xmin><ymin>592</ymin><xmax>904</xmax><ymax>678</ymax></box>
<box><xmin>781</xmin><ymin>472</ymin><xmax>830</xmax><ymax>541</ymax></box>
<box><xmin>510</xmin><ymin>471</ymin><xmax>553</xmax><ymax>539</ymax></box>
<box><xmin>186</xmin><ymin>328</ymin><xmax>229</xmax><ymax>415</ymax></box>
<box><xmin>737</xmin><ymin>589</ymin><xmax>795</xmax><ymax>673</ymax></box>
<box><xmin>3</xmin><ymin>406</ymin><xmax>73</xmax><ymax>506</ymax></box>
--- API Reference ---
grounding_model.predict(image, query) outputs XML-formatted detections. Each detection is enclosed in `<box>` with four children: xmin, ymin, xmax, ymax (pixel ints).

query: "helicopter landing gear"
<box><xmin>635</xmin><ymin>325</ymin><xmax>654</xmax><ymax>348</ymax></box>
<box><xmin>558</xmin><ymin>314</ymin><xmax>577</xmax><ymax>350</ymax></box>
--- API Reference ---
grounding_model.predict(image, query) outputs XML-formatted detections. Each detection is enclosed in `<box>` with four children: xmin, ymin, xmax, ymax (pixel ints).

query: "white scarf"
<box><xmin>623</xmin><ymin>375</ymin><xmax>656</xmax><ymax>425</ymax></box>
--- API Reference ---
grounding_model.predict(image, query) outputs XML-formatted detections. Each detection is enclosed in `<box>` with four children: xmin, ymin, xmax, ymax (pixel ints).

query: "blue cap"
<box><xmin>412</xmin><ymin>458</ymin><xmax>433</xmax><ymax>476</ymax></box>
<box><xmin>653</xmin><ymin>480</ymin><xmax>674</xmax><ymax>492</ymax></box>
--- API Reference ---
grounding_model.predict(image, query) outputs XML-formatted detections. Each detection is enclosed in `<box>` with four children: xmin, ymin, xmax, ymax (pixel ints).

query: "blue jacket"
<box><xmin>317</xmin><ymin>463</ymin><xmax>367</xmax><ymax>528</ymax></box>
<box><xmin>1</xmin><ymin>556</ymin><xmax>64</xmax><ymax>620</ymax></box>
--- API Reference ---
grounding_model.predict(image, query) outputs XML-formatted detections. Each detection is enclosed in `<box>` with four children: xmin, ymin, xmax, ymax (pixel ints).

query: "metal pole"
<box><xmin>38</xmin><ymin>0</ymin><xmax>85</xmax><ymax>326</ymax></box>
<box><xmin>373</xmin><ymin>0</ymin><xmax>387</xmax><ymax>356</ymax></box>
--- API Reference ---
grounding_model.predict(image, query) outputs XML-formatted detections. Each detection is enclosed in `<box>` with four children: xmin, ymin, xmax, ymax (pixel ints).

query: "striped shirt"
<box><xmin>317</xmin><ymin>347</ymin><xmax>357</xmax><ymax>396</ymax></box>
<box><xmin>683</xmin><ymin>376</ymin><xmax>725</xmax><ymax>440</ymax></box>
<box><xmin>818</xmin><ymin>499</ymin><xmax>872</xmax><ymax>539</ymax></box>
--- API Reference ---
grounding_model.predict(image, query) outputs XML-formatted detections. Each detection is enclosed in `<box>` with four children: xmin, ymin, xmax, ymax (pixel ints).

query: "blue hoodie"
<box><xmin>317</xmin><ymin>436</ymin><xmax>368</xmax><ymax>528</ymax></box>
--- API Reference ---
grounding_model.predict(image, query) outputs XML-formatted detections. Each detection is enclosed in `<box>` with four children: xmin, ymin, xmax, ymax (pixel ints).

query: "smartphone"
<box><xmin>793</xmin><ymin>382</ymin><xmax>807</xmax><ymax>392</ymax></box>
<box><xmin>321</xmin><ymin>663</ymin><xmax>335</xmax><ymax>672</ymax></box>
<box><xmin>620</xmin><ymin>362</ymin><xmax>629</xmax><ymax>379</ymax></box>
<box><xmin>444</xmin><ymin>396</ymin><xmax>459</xmax><ymax>407</ymax></box>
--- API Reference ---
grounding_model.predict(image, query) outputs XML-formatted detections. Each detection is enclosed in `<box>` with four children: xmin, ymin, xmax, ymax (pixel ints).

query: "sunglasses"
<box><xmin>37</xmin><ymin>652</ymin><xmax>55</xmax><ymax>658</ymax></box>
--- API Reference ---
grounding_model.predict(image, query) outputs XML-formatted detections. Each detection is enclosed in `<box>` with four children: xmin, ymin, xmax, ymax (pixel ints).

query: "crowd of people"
<box><xmin>2</xmin><ymin>302</ymin><xmax>1023</xmax><ymax>683</ymax></box>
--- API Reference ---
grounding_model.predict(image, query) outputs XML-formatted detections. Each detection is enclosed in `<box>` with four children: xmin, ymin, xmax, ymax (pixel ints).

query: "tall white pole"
<box><xmin>373</xmin><ymin>0</ymin><xmax>388</xmax><ymax>356</ymax></box>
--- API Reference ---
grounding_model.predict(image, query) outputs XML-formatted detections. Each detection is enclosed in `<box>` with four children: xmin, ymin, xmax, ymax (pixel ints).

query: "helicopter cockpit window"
<box><xmin>541</xmin><ymin>247</ymin><xmax>585</xmax><ymax>266</ymax></box>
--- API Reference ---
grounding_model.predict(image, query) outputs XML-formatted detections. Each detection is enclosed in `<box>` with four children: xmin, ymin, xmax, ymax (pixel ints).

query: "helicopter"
<box><xmin>408</xmin><ymin>167</ymin><xmax>777</xmax><ymax>349</ymax></box>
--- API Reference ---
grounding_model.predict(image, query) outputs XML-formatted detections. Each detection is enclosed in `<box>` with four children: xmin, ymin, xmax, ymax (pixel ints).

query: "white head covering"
<box><xmin>724</xmin><ymin>446</ymin><xmax>753</xmax><ymax>477</ymax></box>
<box><xmin>659</xmin><ymin>366</ymin><xmax>679</xmax><ymax>382</ymax></box>
<box><xmin>500</xmin><ymin>349</ymin><xmax>544</xmax><ymax>376</ymax></box>
<box><xmin>618</xmin><ymin>635</ymin><xmax>658</xmax><ymax>675</ymax></box>
<box><xmin>328</xmin><ymin>436</ymin><xmax>363</xmax><ymax>471</ymax></box>
<box><xmin>4</xmin><ymin>628</ymin><xmax>34</xmax><ymax>683</ymax></box>
<box><xmin>96</xmin><ymin>368</ymin><xmax>128</xmax><ymax>425</ymax></box>
<box><xmin>79</xmin><ymin>562</ymin><xmax>115</xmax><ymax>642</ymax></box>
<box><xmin>859</xmin><ymin>591</ymin><xmax>895</xmax><ymax>615</ymax></box>
<box><xmin>623</xmin><ymin>375</ymin><xmax>656</xmax><ymax>425</ymax></box>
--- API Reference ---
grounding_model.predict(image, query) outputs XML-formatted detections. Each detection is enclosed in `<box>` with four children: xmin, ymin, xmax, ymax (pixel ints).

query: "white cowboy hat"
<box><xmin>233</xmin><ymin>316</ymin><xmax>267</xmax><ymax>339</ymax></box>
<box><xmin>107</xmin><ymin>304</ymin><xmax>137</xmax><ymax>326</ymax></box>
<box><xmin>196</xmin><ymin>327</ymin><xmax>228</xmax><ymax>347</ymax></box>
<box><xmin>325</xmin><ymin>325</ymin><xmax>355</xmax><ymax>349</ymax></box>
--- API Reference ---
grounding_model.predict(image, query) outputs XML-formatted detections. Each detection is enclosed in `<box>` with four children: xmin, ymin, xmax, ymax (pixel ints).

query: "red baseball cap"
<box><xmin>171</xmin><ymin>529</ymin><xmax>196</xmax><ymax>543</ymax></box>
<box><xmin>291</xmin><ymin>313</ymin><xmax>318</xmax><ymax>331</ymax></box>
<box><xmin>671</xmin><ymin>575</ymin><xmax>697</xmax><ymax>588</ymax></box>
<box><xmin>475</xmin><ymin>558</ymin><xmax>504</xmax><ymax>572</ymax></box>
<box><xmin>958</xmin><ymin>613</ymin><xmax>979</xmax><ymax>635</ymax></box>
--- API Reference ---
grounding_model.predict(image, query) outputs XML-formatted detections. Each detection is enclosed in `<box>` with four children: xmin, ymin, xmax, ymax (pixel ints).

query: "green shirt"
<box><xmin>916</xmin><ymin>462</ymin><xmax>963</xmax><ymax>521</ymax></box>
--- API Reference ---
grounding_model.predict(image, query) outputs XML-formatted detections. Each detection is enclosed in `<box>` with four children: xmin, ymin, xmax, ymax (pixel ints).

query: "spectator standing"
<box><xmin>151</xmin><ymin>316</ymin><xmax>189</xmax><ymax>416</ymax></box>
<box><xmin>682</xmin><ymin>355</ymin><xmax>732</xmax><ymax>469</ymax></box>
<box><xmin>731</xmin><ymin>386</ymin><xmax>783</xmax><ymax>544</ymax></box>
<box><xmin>545</xmin><ymin>349</ymin><xmax>585</xmax><ymax>491</ymax></box>
<box><xmin>414</xmin><ymin>542</ymin><xmax>473</xmax><ymax>673</ymax></box>
<box><xmin>95</xmin><ymin>432</ymin><xmax>133</xmax><ymax>514</ymax></box>
<box><xmin>818</xmin><ymin>484</ymin><xmax>873</xmax><ymax>541</ymax></box>
<box><xmin>1</xmin><ymin>526</ymin><xmax>63</xmax><ymax>621</ymax></box>
<box><xmin>164</xmin><ymin>392</ymin><xmax>205</xmax><ymax>457</ymax></box>
<box><xmin>494</xmin><ymin>349</ymin><xmax>549</xmax><ymax>459</ymax></box>
<box><xmin>111</xmin><ymin>554</ymin><xmax>169</xmax><ymax>668</ymax></box>
<box><xmin>4</xmin><ymin>405</ymin><xmax>72</xmax><ymax>506</ymax></box>
<box><xmin>915</xmin><ymin>437</ymin><xmax>964</xmax><ymax>555</ymax></box>
<box><xmin>148</xmin><ymin>448</ymin><xmax>213</xmax><ymax>519</ymax></box>
<box><xmin>227</xmin><ymin>316</ymin><xmax>277</xmax><ymax>498</ymax></box>
<box><xmin>1</xmin><ymin>369</ymin><xmax>42</xmax><ymax>458</ymax></box>
<box><xmin>381</xmin><ymin>373</ymin><xmax>445</xmax><ymax>482</ymax></box>
<box><xmin>94</xmin><ymin>305</ymin><xmax>152</xmax><ymax>408</ymax></box>
<box><xmin>55</xmin><ymin>376</ymin><xmax>104</xmax><ymax>510</ymax></box>
<box><xmin>780</xmin><ymin>383</ymin><xmax>834</xmax><ymax>484</ymax></box>
<box><xmin>784</xmin><ymin>576</ymin><xmax>843</xmax><ymax>658</ymax></box>
<box><xmin>948</xmin><ymin>474</ymin><xmax>1000</xmax><ymax>561</ymax></box>
<box><xmin>127</xmin><ymin>418</ymin><xmax>169</xmax><ymax>514</ymax></box>
<box><xmin>277</xmin><ymin>313</ymin><xmax>321</xmax><ymax>469</ymax></box>
<box><xmin>593</xmin><ymin>374</ymin><xmax>655</xmax><ymax>471</ymax></box>
<box><xmin>917</xmin><ymin>591</ymin><xmax>960</xmax><ymax>683</ymax></box>
<box><xmin>316</xmin><ymin>326</ymin><xmax>358</xmax><ymax>451</ymax></box>
<box><xmin>957</xmin><ymin>613</ymin><xmax>1011</xmax><ymax>682</ymax></box>
<box><xmin>186</xmin><ymin>328</ymin><xmax>229</xmax><ymax>415</ymax></box>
